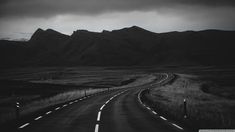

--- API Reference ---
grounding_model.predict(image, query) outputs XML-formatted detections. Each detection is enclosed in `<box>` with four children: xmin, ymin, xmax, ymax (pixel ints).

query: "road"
<box><xmin>16</xmin><ymin>74</ymin><xmax>190</xmax><ymax>132</ymax></box>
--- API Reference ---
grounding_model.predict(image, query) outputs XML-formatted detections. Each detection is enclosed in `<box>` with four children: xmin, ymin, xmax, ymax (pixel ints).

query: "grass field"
<box><xmin>145</xmin><ymin>65</ymin><xmax>235</xmax><ymax>129</ymax></box>
<box><xmin>1</xmin><ymin>65</ymin><xmax>235</xmax><ymax>129</ymax></box>
<box><xmin>0</xmin><ymin>67</ymin><xmax>155</xmax><ymax>124</ymax></box>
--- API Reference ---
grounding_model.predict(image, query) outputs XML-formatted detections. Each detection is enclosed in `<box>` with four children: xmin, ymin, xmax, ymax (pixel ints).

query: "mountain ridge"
<box><xmin>0</xmin><ymin>26</ymin><xmax>235</xmax><ymax>67</ymax></box>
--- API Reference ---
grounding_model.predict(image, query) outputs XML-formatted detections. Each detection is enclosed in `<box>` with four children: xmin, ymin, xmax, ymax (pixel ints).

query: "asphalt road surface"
<box><xmin>16</xmin><ymin>74</ymin><xmax>192</xmax><ymax>132</ymax></box>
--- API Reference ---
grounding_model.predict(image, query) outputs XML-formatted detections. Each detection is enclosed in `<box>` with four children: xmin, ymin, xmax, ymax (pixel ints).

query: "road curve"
<box><xmin>99</xmin><ymin>88</ymin><xmax>180</xmax><ymax>132</ymax></box>
<box><xmin>16</xmin><ymin>73</ymin><xmax>189</xmax><ymax>132</ymax></box>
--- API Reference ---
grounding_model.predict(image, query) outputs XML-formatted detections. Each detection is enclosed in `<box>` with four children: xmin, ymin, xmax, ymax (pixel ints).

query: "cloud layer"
<box><xmin>1</xmin><ymin>0</ymin><xmax>235</xmax><ymax>18</ymax></box>
<box><xmin>0</xmin><ymin>0</ymin><xmax>235</xmax><ymax>40</ymax></box>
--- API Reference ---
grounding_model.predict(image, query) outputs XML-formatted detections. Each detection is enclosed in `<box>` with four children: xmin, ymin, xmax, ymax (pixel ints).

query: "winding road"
<box><xmin>16</xmin><ymin>73</ymin><xmax>192</xmax><ymax>132</ymax></box>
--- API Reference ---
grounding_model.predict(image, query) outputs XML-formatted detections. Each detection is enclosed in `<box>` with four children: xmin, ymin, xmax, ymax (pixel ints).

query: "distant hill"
<box><xmin>0</xmin><ymin>26</ymin><xmax>235</xmax><ymax>67</ymax></box>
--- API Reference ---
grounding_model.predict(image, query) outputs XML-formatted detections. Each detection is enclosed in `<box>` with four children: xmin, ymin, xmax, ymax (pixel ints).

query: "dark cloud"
<box><xmin>1</xmin><ymin>0</ymin><xmax>235</xmax><ymax>18</ymax></box>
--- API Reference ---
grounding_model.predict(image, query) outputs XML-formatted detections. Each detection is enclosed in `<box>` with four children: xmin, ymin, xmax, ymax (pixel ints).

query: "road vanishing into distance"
<box><xmin>15</xmin><ymin>74</ymin><xmax>192</xmax><ymax>132</ymax></box>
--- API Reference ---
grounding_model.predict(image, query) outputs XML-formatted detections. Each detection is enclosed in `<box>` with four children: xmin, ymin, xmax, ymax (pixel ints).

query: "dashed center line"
<box><xmin>94</xmin><ymin>89</ymin><xmax>128</xmax><ymax>132</ymax></box>
<box><xmin>97</xmin><ymin>111</ymin><xmax>101</xmax><ymax>121</ymax></box>
<box><xmin>19</xmin><ymin>123</ymin><xmax>30</xmax><ymax>129</ymax></box>
<box><xmin>160</xmin><ymin>116</ymin><xmax>167</xmax><ymax>121</ymax></box>
<box><xmin>146</xmin><ymin>107</ymin><xmax>151</xmax><ymax>110</ymax></box>
<box><xmin>46</xmin><ymin>111</ymin><xmax>52</xmax><ymax>115</ymax></box>
<box><xmin>34</xmin><ymin>116</ymin><xmax>42</xmax><ymax>120</ymax></box>
<box><xmin>55</xmin><ymin>107</ymin><xmax>60</xmax><ymax>110</ymax></box>
<box><xmin>137</xmin><ymin>74</ymin><xmax>185</xmax><ymax>131</ymax></box>
<box><xmin>105</xmin><ymin>100</ymin><xmax>110</xmax><ymax>104</ymax></box>
<box><xmin>152</xmin><ymin>111</ymin><xmax>157</xmax><ymax>115</ymax></box>
<box><xmin>172</xmin><ymin>123</ymin><xmax>184</xmax><ymax>130</ymax></box>
<box><xmin>95</xmin><ymin>124</ymin><xmax>99</xmax><ymax>132</ymax></box>
<box><xmin>100</xmin><ymin>104</ymin><xmax>105</xmax><ymax>110</ymax></box>
<box><xmin>17</xmin><ymin>89</ymin><xmax>114</xmax><ymax>130</ymax></box>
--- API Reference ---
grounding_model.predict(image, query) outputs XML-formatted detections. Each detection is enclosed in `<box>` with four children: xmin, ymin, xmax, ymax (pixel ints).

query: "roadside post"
<box><xmin>15</xmin><ymin>101</ymin><xmax>20</xmax><ymax>120</ymax></box>
<box><xmin>14</xmin><ymin>99</ymin><xmax>20</xmax><ymax>129</ymax></box>
<box><xmin>183</xmin><ymin>80</ymin><xmax>188</xmax><ymax>119</ymax></box>
<box><xmin>183</xmin><ymin>99</ymin><xmax>187</xmax><ymax>119</ymax></box>
<box><xmin>12</xmin><ymin>92</ymin><xmax>20</xmax><ymax>128</ymax></box>
<box><xmin>84</xmin><ymin>89</ymin><xmax>87</xmax><ymax>97</ymax></box>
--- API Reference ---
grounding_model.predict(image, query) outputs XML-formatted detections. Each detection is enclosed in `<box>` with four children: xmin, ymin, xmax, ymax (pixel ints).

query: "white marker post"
<box><xmin>183</xmin><ymin>80</ymin><xmax>188</xmax><ymax>119</ymax></box>
<box><xmin>183</xmin><ymin>98</ymin><xmax>187</xmax><ymax>119</ymax></box>
<box><xmin>15</xmin><ymin>100</ymin><xmax>20</xmax><ymax>129</ymax></box>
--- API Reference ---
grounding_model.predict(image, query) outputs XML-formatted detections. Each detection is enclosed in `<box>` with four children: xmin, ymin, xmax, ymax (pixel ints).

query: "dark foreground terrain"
<box><xmin>0</xmin><ymin>66</ymin><xmax>235</xmax><ymax>132</ymax></box>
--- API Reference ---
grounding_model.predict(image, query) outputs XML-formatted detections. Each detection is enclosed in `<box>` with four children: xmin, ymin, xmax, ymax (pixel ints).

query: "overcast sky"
<box><xmin>0</xmin><ymin>0</ymin><xmax>235</xmax><ymax>40</ymax></box>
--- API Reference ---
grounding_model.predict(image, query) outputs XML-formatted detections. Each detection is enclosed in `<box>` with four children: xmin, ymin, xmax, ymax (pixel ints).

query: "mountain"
<box><xmin>0</xmin><ymin>26</ymin><xmax>235</xmax><ymax>67</ymax></box>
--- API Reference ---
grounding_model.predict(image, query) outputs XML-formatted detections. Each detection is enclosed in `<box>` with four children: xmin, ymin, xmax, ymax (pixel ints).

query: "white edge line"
<box><xmin>19</xmin><ymin>123</ymin><xmax>30</xmax><ymax>129</ymax></box>
<box><xmin>146</xmin><ymin>107</ymin><xmax>151</xmax><ymax>110</ymax></box>
<box><xmin>172</xmin><ymin>123</ymin><xmax>184</xmax><ymax>130</ymax></box>
<box><xmin>95</xmin><ymin>124</ymin><xmax>99</xmax><ymax>132</ymax></box>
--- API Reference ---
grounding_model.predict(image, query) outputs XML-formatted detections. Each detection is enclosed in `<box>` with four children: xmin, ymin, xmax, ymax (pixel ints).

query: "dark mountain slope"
<box><xmin>0</xmin><ymin>26</ymin><xmax>235</xmax><ymax>67</ymax></box>
<box><xmin>27</xmin><ymin>28</ymin><xmax>70</xmax><ymax>65</ymax></box>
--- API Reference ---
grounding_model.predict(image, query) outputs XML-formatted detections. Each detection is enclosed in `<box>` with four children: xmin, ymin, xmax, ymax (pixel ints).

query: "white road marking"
<box><xmin>34</xmin><ymin>116</ymin><xmax>42</xmax><ymax>120</ymax></box>
<box><xmin>63</xmin><ymin>104</ymin><xmax>67</xmax><ymax>107</ymax></box>
<box><xmin>137</xmin><ymin>74</ymin><xmax>185</xmax><ymax>131</ymax></box>
<box><xmin>97</xmin><ymin>111</ymin><xmax>101</xmax><ymax>121</ymax></box>
<box><xmin>160</xmin><ymin>116</ymin><xmax>167</xmax><ymax>121</ymax></box>
<box><xmin>100</xmin><ymin>104</ymin><xmax>105</xmax><ymax>110</ymax></box>
<box><xmin>95</xmin><ymin>124</ymin><xmax>99</xmax><ymax>132</ymax></box>
<box><xmin>69</xmin><ymin>102</ymin><xmax>73</xmax><ymax>105</ymax></box>
<box><xmin>105</xmin><ymin>100</ymin><xmax>110</xmax><ymax>104</ymax></box>
<box><xmin>74</xmin><ymin>100</ymin><xmax>78</xmax><ymax>102</ymax></box>
<box><xmin>152</xmin><ymin>111</ymin><xmax>157</xmax><ymax>115</ymax></box>
<box><xmin>94</xmin><ymin>90</ymin><xmax>128</xmax><ymax>132</ymax></box>
<box><xmin>55</xmin><ymin>107</ymin><xmax>60</xmax><ymax>110</ymax></box>
<box><xmin>19</xmin><ymin>123</ymin><xmax>30</xmax><ymax>129</ymax></box>
<box><xmin>172</xmin><ymin>123</ymin><xmax>184</xmax><ymax>130</ymax></box>
<box><xmin>80</xmin><ymin>99</ymin><xmax>83</xmax><ymax>101</ymax></box>
<box><xmin>46</xmin><ymin>111</ymin><xmax>52</xmax><ymax>115</ymax></box>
